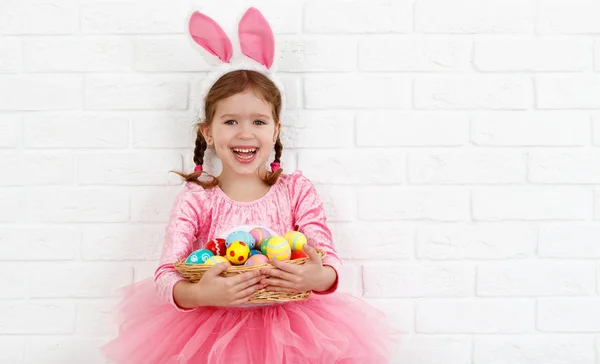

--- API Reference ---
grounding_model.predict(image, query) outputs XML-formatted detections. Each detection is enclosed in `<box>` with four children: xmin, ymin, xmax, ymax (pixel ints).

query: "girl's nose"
<box><xmin>238</xmin><ymin>122</ymin><xmax>254</xmax><ymax>139</ymax></box>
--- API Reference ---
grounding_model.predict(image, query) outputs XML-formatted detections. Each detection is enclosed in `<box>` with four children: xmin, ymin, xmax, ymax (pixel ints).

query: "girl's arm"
<box><xmin>154</xmin><ymin>186</ymin><xmax>203</xmax><ymax>311</ymax></box>
<box><xmin>290</xmin><ymin>171</ymin><xmax>342</xmax><ymax>294</ymax></box>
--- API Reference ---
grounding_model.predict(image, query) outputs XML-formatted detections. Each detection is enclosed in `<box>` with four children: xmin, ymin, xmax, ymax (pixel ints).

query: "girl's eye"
<box><xmin>225</xmin><ymin>120</ymin><xmax>237</xmax><ymax>125</ymax></box>
<box><xmin>254</xmin><ymin>120</ymin><xmax>266</xmax><ymax>125</ymax></box>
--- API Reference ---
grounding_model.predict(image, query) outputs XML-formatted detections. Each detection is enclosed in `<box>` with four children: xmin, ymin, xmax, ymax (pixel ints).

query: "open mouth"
<box><xmin>231</xmin><ymin>147</ymin><xmax>258</xmax><ymax>160</ymax></box>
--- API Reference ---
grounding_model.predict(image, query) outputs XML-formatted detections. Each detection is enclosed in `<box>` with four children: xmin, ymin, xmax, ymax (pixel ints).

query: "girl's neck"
<box><xmin>217</xmin><ymin>167</ymin><xmax>270</xmax><ymax>202</ymax></box>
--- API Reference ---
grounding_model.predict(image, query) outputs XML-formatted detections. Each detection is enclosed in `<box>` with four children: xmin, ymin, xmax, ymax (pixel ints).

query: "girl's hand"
<box><xmin>259</xmin><ymin>245</ymin><xmax>337</xmax><ymax>293</ymax></box>
<box><xmin>194</xmin><ymin>263</ymin><xmax>265</xmax><ymax>307</ymax></box>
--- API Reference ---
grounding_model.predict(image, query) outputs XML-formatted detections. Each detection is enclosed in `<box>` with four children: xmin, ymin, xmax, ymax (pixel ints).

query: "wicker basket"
<box><xmin>174</xmin><ymin>249</ymin><xmax>326</xmax><ymax>303</ymax></box>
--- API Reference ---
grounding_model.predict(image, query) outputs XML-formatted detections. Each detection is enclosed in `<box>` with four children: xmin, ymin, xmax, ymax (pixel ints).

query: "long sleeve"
<box><xmin>290</xmin><ymin>171</ymin><xmax>342</xmax><ymax>294</ymax></box>
<box><xmin>154</xmin><ymin>184</ymin><xmax>203</xmax><ymax>311</ymax></box>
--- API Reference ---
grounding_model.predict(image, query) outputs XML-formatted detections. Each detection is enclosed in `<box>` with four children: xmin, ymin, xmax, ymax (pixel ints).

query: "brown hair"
<box><xmin>172</xmin><ymin>70</ymin><xmax>283</xmax><ymax>188</ymax></box>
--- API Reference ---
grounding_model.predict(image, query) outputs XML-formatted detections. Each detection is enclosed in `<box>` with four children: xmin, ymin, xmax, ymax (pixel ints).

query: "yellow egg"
<box><xmin>226</xmin><ymin>241</ymin><xmax>251</xmax><ymax>265</ymax></box>
<box><xmin>284</xmin><ymin>231</ymin><xmax>307</xmax><ymax>251</ymax></box>
<box><xmin>266</xmin><ymin>236</ymin><xmax>291</xmax><ymax>261</ymax></box>
<box><xmin>204</xmin><ymin>256</ymin><xmax>229</xmax><ymax>265</ymax></box>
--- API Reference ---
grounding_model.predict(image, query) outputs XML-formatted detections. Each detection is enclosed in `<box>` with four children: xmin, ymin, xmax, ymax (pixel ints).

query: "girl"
<box><xmin>102</xmin><ymin>7</ymin><xmax>396</xmax><ymax>364</ymax></box>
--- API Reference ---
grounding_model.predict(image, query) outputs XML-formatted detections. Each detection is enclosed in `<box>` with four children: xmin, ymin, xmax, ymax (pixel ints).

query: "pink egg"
<box><xmin>244</xmin><ymin>254</ymin><xmax>269</xmax><ymax>266</ymax></box>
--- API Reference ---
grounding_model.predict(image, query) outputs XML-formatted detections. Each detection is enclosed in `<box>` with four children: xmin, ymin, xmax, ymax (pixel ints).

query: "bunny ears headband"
<box><xmin>189</xmin><ymin>7</ymin><xmax>285</xmax><ymax>120</ymax></box>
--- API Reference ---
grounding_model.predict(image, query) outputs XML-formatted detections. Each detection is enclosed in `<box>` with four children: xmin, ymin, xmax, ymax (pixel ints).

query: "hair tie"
<box><xmin>270</xmin><ymin>162</ymin><xmax>280</xmax><ymax>172</ymax></box>
<box><xmin>194</xmin><ymin>165</ymin><xmax>203</xmax><ymax>173</ymax></box>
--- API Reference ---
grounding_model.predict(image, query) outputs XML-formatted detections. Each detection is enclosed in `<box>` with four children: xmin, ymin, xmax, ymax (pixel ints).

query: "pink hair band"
<box><xmin>194</xmin><ymin>165</ymin><xmax>203</xmax><ymax>172</ymax></box>
<box><xmin>270</xmin><ymin>162</ymin><xmax>280</xmax><ymax>171</ymax></box>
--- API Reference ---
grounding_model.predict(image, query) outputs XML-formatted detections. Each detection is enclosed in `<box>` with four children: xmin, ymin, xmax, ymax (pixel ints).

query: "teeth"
<box><xmin>233</xmin><ymin>148</ymin><xmax>256</xmax><ymax>153</ymax></box>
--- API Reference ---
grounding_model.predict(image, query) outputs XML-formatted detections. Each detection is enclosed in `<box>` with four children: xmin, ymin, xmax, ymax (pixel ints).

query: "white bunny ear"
<box><xmin>188</xmin><ymin>11</ymin><xmax>233</xmax><ymax>63</ymax></box>
<box><xmin>238</xmin><ymin>7</ymin><xmax>275</xmax><ymax>69</ymax></box>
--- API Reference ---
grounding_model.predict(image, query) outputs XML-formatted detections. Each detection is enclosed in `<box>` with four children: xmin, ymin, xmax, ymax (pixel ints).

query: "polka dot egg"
<box><xmin>226</xmin><ymin>241</ymin><xmax>251</xmax><ymax>265</ymax></box>
<box><xmin>266</xmin><ymin>236</ymin><xmax>291</xmax><ymax>261</ymax></box>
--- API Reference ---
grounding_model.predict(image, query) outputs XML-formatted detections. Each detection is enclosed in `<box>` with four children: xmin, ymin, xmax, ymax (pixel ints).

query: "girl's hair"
<box><xmin>173</xmin><ymin>70</ymin><xmax>283</xmax><ymax>188</ymax></box>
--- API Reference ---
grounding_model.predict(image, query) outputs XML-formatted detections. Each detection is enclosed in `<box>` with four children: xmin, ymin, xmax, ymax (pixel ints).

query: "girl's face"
<box><xmin>201</xmin><ymin>88</ymin><xmax>280</xmax><ymax>178</ymax></box>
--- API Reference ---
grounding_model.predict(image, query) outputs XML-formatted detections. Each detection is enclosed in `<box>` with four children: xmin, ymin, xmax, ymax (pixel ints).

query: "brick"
<box><xmin>0</xmin><ymin>188</ymin><xmax>25</xmax><ymax>222</ymax></box>
<box><xmin>329</xmin><ymin>222</ymin><xmax>413</xmax><ymax>260</ymax></box>
<box><xmin>304</xmin><ymin>0</ymin><xmax>412</xmax><ymax>34</ymax></box>
<box><xmin>538</xmin><ymin>298</ymin><xmax>600</xmax><ymax>332</ymax></box>
<box><xmin>357</xmin><ymin>111</ymin><xmax>469</xmax><ymax>147</ymax></box>
<box><xmin>415</xmin><ymin>76</ymin><xmax>531</xmax><ymax>110</ymax></box>
<box><xmin>0</xmin><ymin>114</ymin><xmax>21</xmax><ymax>148</ymax></box>
<box><xmin>0</xmin><ymin>336</ymin><xmax>26</xmax><ymax>363</ymax></box>
<box><xmin>358</xmin><ymin>187</ymin><xmax>470</xmax><ymax>221</ymax></box>
<box><xmin>84</xmin><ymin>75</ymin><xmax>188</xmax><ymax>110</ymax></box>
<box><xmin>0</xmin><ymin>75</ymin><xmax>82</xmax><ymax>110</ymax></box>
<box><xmin>473</xmin><ymin>187</ymin><xmax>592</xmax><ymax>221</ymax></box>
<box><xmin>304</xmin><ymin>75</ymin><xmax>410</xmax><ymax>109</ymax></box>
<box><xmin>81</xmin><ymin>225</ymin><xmax>163</xmax><ymax>260</ymax></box>
<box><xmin>279</xmin><ymin>75</ymin><xmax>302</xmax><ymax>111</ymax></box>
<box><xmin>23</xmin><ymin>37</ymin><xmax>133</xmax><ymax>72</ymax></box>
<box><xmin>130</xmin><ymin>186</ymin><xmax>183</xmax><ymax>223</ymax></box>
<box><xmin>0</xmin><ymin>263</ymin><xmax>27</xmax><ymax>298</ymax></box>
<box><xmin>393</xmin><ymin>336</ymin><xmax>471</xmax><ymax>364</ymax></box>
<box><xmin>360</xmin><ymin>36</ymin><xmax>471</xmax><ymax>72</ymax></box>
<box><xmin>134</xmin><ymin>37</ymin><xmax>211</xmax><ymax>72</ymax></box>
<box><xmin>365</xmin><ymin>299</ymin><xmax>414</xmax><ymax>332</ymax></box>
<box><xmin>0</xmin><ymin>227</ymin><xmax>78</xmax><ymax>260</ymax></box>
<box><xmin>537</xmin><ymin>0</ymin><xmax>600</xmax><ymax>34</ymax></box>
<box><xmin>77</xmin><ymin>152</ymin><xmax>182</xmax><ymax>185</ymax></box>
<box><xmin>474</xmin><ymin>336</ymin><xmax>595</xmax><ymax>364</ymax></box>
<box><xmin>408</xmin><ymin>150</ymin><xmax>526</xmax><ymax>184</ymax></box>
<box><xmin>477</xmin><ymin>262</ymin><xmax>595</xmax><ymax>296</ymax></box>
<box><xmin>0</xmin><ymin>302</ymin><xmax>75</xmax><ymax>334</ymax></box>
<box><xmin>133</xmin><ymin>261</ymin><xmax>158</xmax><ymax>282</ymax></box>
<box><xmin>278</xmin><ymin>36</ymin><xmax>357</xmax><ymax>72</ymax></box>
<box><xmin>540</xmin><ymin>225</ymin><xmax>600</xmax><ymax>258</ymax></box>
<box><xmin>82</xmin><ymin>1</ymin><xmax>188</xmax><ymax>34</ymax></box>
<box><xmin>30</xmin><ymin>263</ymin><xmax>133</xmax><ymax>298</ymax></box>
<box><xmin>132</xmin><ymin>112</ymin><xmax>195</xmax><ymax>148</ymax></box>
<box><xmin>363</xmin><ymin>263</ymin><xmax>474</xmax><ymax>298</ymax></box>
<box><xmin>537</xmin><ymin>76</ymin><xmax>600</xmax><ymax>109</ymax></box>
<box><xmin>298</xmin><ymin>149</ymin><xmax>405</xmax><ymax>184</ymax></box>
<box><xmin>25</xmin><ymin>188</ymin><xmax>130</xmax><ymax>222</ymax></box>
<box><xmin>314</xmin><ymin>185</ymin><xmax>357</xmax><ymax>222</ymax></box>
<box><xmin>472</xmin><ymin>111</ymin><xmax>590</xmax><ymax>146</ymax></box>
<box><xmin>25</xmin><ymin>337</ymin><xmax>108</xmax><ymax>364</ymax></box>
<box><xmin>336</xmin><ymin>263</ymin><xmax>362</xmax><ymax>296</ymax></box>
<box><xmin>0</xmin><ymin>38</ymin><xmax>22</xmax><ymax>72</ymax></box>
<box><xmin>0</xmin><ymin>152</ymin><xmax>72</xmax><ymax>186</ymax></box>
<box><xmin>0</xmin><ymin>0</ymin><xmax>78</xmax><ymax>34</ymax></box>
<box><xmin>416</xmin><ymin>299</ymin><xmax>534</xmax><ymax>333</ymax></box>
<box><xmin>530</xmin><ymin>151</ymin><xmax>600</xmax><ymax>183</ymax></box>
<box><xmin>475</xmin><ymin>38</ymin><xmax>592</xmax><ymax>72</ymax></box>
<box><xmin>280</xmin><ymin>110</ymin><xmax>354</xmax><ymax>148</ymax></box>
<box><xmin>75</xmin><ymin>299</ymin><xmax>119</xmax><ymax>336</ymax></box>
<box><xmin>24</xmin><ymin>112</ymin><xmax>129</xmax><ymax>149</ymax></box>
<box><xmin>417</xmin><ymin>224</ymin><xmax>537</xmax><ymax>260</ymax></box>
<box><xmin>415</xmin><ymin>0</ymin><xmax>533</xmax><ymax>34</ymax></box>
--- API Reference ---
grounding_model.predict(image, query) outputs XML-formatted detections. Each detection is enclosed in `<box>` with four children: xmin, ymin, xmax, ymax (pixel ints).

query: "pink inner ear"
<box><xmin>238</xmin><ymin>7</ymin><xmax>275</xmax><ymax>69</ymax></box>
<box><xmin>189</xmin><ymin>11</ymin><xmax>233</xmax><ymax>63</ymax></box>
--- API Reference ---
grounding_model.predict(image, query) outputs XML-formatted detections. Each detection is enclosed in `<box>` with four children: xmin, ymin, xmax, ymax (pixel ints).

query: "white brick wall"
<box><xmin>1</xmin><ymin>0</ymin><xmax>600</xmax><ymax>363</ymax></box>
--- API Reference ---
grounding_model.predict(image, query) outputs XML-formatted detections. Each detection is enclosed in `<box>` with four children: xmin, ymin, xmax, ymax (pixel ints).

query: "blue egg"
<box><xmin>185</xmin><ymin>249</ymin><xmax>214</xmax><ymax>264</ymax></box>
<box><xmin>249</xmin><ymin>249</ymin><xmax>261</xmax><ymax>257</ymax></box>
<box><xmin>225</xmin><ymin>231</ymin><xmax>256</xmax><ymax>248</ymax></box>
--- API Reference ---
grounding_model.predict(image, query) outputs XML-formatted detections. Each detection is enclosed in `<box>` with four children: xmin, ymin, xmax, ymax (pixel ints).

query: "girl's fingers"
<box><xmin>230</xmin><ymin>270</ymin><xmax>262</xmax><ymax>285</ymax></box>
<box><xmin>233</xmin><ymin>283</ymin><xmax>263</xmax><ymax>300</ymax></box>
<box><xmin>261</xmin><ymin>267</ymin><xmax>296</xmax><ymax>282</ymax></box>
<box><xmin>234</xmin><ymin>275</ymin><xmax>263</xmax><ymax>291</ymax></box>
<box><xmin>262</xmin><ymin>277</ymin><xmax>295</xmax><ymax>289</ymax></box>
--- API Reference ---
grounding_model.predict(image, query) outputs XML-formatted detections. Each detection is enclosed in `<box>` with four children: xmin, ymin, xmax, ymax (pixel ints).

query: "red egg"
<box><xmin>205</xmin><ymin>238</ymin><xmax>227</xmax><ymax>256</ymax></box>
<box><xmin>290</xmin><ymin>250</ymin><xmax>308</xmax><ymax>260</ymax></box>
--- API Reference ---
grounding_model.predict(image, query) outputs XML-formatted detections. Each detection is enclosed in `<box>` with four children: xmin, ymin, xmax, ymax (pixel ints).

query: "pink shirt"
<box><xmin>154</xmin><ymin>171</ymin><xmax>342</xmax><ymax>310</ymax></box>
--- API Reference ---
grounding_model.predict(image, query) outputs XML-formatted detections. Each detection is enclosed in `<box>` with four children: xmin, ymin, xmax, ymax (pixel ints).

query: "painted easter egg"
<box><xmin>204</xmin><ymin>255</ymin><xmax>229</xmax><ymax>266</ymax></box>
<box><xmin>266</xmin><ymin>236</ymin><xmax>291</xmax><ymax>261</ymax></box>
<box><xmin>260</xmin><ymin>238</ymin><xmax>271</xmax><ymax>255</ymax></box>
<box><xmin>284</xmin><ymin>231</ymin><xmax>307</xmax><ymax>251</ymax></box>
<box><xmin>226</xmin><ymin>231</ymin><xmax>256</xmax><ymax>248</ymax></box>
<box><xmin>249</xmin><ymin>227</ymin><xmax>272</xmax><ymax>249</ymax></box>
<box><xmin>290</xmin><ymin>250</ymin><xmax>308</xmax><ymax>260</ymax></box>
<box><xmin>245</xmin><ymin>254</ymin><xmax>269</xmax><ymax>266</ymax></box>
<box><xmin>249</xmin><ymin>249</ymin><xmax>261</xmax><ymax>257</ymax></box>
<box><xmin>226</xmin><ymin>241</ymin><xmax>251</xmax><ymax>265</ymax></box>
<box><xmin>205</xmin><ymin>238</ymin><xmax>227</xmax><ymax>256</ymax></box>
<box><xmin>185</xmin><ymin>249</ymin><xmax>214</xmax><ymax>264</ymax></box>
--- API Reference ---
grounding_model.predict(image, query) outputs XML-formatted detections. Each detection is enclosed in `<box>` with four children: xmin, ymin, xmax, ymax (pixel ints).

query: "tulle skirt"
<box><xmin>101</xmin><ymin>278</ymin><xmax>398</xmax><ymax>364</ymax></box>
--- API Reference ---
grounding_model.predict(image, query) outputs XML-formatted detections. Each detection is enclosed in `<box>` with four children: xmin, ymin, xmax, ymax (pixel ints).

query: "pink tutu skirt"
<box><xmin>101</xmin><ymin>278</ymin><xmax>398</xmax><ymax>364</ymax></box>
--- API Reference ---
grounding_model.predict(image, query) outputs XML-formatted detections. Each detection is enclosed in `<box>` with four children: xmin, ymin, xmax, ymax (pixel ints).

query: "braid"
<box><xmin>273</xmin><ymin>135</ymin><xmax>283</xmax><ymax>163</ymax></box>
<box><xmin>193</xmin><ymin>131</ymin><xmax>207</xmax><ymax>167</ymax></box>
